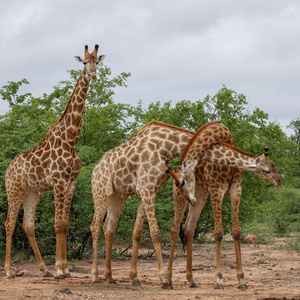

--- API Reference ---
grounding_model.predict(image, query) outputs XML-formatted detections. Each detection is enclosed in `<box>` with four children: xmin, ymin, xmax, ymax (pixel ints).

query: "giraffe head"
<box><xmin>74</xmin><ymin>44</ymin><xmax>106</xmax><ymax>79</ymax></box>
<box><xmin>167</xmin><ymin>165</ymin><xmax>197</xmax><ymax>207</ymax></box>
<box><xmin>253</xmin><ymin>147</ymin><xmax>282</xmax><ymax>188</ymax></box>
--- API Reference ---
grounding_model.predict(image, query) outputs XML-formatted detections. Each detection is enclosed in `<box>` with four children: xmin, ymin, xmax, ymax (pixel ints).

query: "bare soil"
<box><xmin>0</xmin><ymin>237</ymin><xmax>299</xmax><ymax>300</ymax></box>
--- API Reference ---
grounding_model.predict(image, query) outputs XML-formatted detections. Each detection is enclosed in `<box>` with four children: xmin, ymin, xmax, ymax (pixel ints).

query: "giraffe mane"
<box><xmin>218</xmin><ymin>142</ymin><xmax>255</xmax><ymax>158</ymax></box>
<box><xmin>46</xmin><ymin>72</ymin><xmax>83</xmax><ymax>136</ymax></box>
<box><xmin>179</xmin><ymin>120</ymin><xmax>220</xmax><ymax>164</ymax></box>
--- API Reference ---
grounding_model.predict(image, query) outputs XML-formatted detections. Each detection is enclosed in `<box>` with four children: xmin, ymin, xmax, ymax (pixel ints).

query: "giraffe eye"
<box><xmin>181</xmin><ymin>180</ymin><xmax>185</xmax><ymax>186</ymax></box>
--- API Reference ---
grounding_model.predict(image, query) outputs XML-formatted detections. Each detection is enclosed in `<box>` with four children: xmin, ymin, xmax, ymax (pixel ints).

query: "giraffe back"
<box><xmin>92</xmin><ymin>121</ymin><xmax>194</xmax><ymax>196</ymax></box>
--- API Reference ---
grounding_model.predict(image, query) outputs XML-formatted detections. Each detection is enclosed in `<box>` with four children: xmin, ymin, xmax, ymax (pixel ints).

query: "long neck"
<box><xmin>201</xmin><ymin>143</ymin><xmax>257</xmax><ymax>171</ymax></box>
<box><xmin>61</xmin><ymin>69</ymin><xmax>90</xmax><ymax>146</ymax></box>
<box><xmin>180</xmin><ymin>122</ymin><xmax>233</xmax><ymax>165</ymax></box>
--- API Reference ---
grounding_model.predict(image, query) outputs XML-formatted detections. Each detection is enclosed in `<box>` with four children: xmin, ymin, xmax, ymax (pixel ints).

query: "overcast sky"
<box><xmin>0</xmin><ymin>0</ymin><xmax>299</xmax><ymax>135</ymax></box>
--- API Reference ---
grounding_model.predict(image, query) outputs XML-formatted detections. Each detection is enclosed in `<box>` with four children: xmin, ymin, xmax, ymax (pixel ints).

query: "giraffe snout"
<box><xmin>187</xmin><ymin>195</ymin><xmax>197</xmax><ymax>207</ymax></box>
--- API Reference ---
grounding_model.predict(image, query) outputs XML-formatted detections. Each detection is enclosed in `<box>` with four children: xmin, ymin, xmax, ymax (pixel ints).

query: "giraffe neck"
<box><xmin>48</xmin><ymin>69</ymin><xmax>90</xmax><ymax>146</ymax></box>
<box><xmin>180</xmin><ymin>121</ymin><xmax>233</xmax><ymax>166</ymax></box>
<box><xmin>202</xmin><ymin>143</ymin><xmax>257</xmax><ymax>171</ymax></box>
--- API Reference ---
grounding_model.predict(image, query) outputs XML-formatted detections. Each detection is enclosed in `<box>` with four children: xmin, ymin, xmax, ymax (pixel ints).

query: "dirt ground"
<box><xmin>0</xmin><ymin>237</ymin><xmax>299</xmax><ymax>300</ymax></box>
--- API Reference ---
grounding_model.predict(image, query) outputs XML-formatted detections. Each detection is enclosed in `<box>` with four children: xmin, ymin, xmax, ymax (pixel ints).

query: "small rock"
<box><xmin>57</xmin><ymin>288</ymin><xmax>72</xmax><ymax>294</ymax></box>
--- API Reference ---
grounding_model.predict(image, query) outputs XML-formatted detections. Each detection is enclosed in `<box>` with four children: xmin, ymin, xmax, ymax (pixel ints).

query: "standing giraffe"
<box><xmin>168</xmin><ymin>122</ymin><xmax>281</xmax><ymax>289</ymax></box>
<box><xmin>4</xmin><ymin>45</ymin><xmax>105</xmax><ymax>279</ymax></box>
<box><xmin>90</xmin><ymin>120</ymin><xmax>196</xmax><ymax>287</ymax></box>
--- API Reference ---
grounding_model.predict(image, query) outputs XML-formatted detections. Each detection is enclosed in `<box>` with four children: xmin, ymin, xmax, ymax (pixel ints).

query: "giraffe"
<box><xmin>4</xmin><ymin>45</ymin><xmax>105</xmax><ymax>279</ymax></box>
<box><xmin>167</xmin><ymin>121</ymin><xmax>281</xmax><ymax>289</ymax></box>
<box><xmin>90</xmin><ymin>120</ymin><xmax>196</xmax><ymax>287</ymax></box>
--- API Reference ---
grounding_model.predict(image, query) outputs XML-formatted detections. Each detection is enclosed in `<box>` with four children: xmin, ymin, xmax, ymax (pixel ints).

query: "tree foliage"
<box><xmin>0</xmin><ymin>65</ymin><xmax>299</xmax><ymax>261</ymax></box>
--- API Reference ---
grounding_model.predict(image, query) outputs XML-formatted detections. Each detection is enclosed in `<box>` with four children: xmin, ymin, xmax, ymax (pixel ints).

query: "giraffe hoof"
<box><xmin>64</xmin><ymin>273</ymin><xmax>71</xmax><ymax>278</ymax></box>
<box><xmin>214</xmin><ymin>284</ymin><xmax>224</xmax><ymax>289</ymax></box>
<box><xmin>132</xmin><ymin>280</ymin><xmax>141</xmax><ymax>286</ymax></box>
<box><xmin>92</xmin><ymin>278</ymin><xmax>100</xmax><ymax>284</ymax></box>
<box><xmin>6</xmin><ymin>274</ymin><xmax>15</xmax><ymax>279</ymax></box>
<box><xmin>161</xmin><ymin>282</ymin><xmax>173</xmax><ymax>289</ymax></box>
<box><xmin>107</xmin><ymin>279</ymin><xmax>117</xmax><ymax>284</ymax></box>
<box><xmin>238</xmin><ymin>284</ymin><xmax>247</xmax><ymax>290</ymax></box>
<box><xmin>54</xmin><ymin>274</ymin><xmax>66</xmax><ymax>280</ymax></box>
<box><xmin>189</xmin><ymin>283</ymin><xmax>198</xmax><ymax>288</ymax></box>
<box><xmin>43</xmin><ymin>271</ymin><xmax>54</xmax><ymax>278</ymax></box>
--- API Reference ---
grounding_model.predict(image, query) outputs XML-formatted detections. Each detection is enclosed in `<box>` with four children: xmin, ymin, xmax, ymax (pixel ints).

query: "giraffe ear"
<box><xmin>74</xmin><ymin>56</ymin><xmax>84</xmax><ymax>63</ymax></box>
<box><xmin>98</xmin><ymin>55</ymin><xmax>106</xmax><ymax>62</ymax></box>
<box><xmin>168</xmin><ymin>169</ymin><xmax>181</xmax><ymax>185</ymax></box>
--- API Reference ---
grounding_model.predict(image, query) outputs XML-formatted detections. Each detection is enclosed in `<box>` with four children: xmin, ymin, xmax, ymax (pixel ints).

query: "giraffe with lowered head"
<box><xmin>4</xmin><ymin>45</ymin><xmax>105</xmax><ymax>279</ymax></box>
<box><xmin>168</xmin><ymin>121</ymin><xmax>281</xmax><ymax>289</ymax></box>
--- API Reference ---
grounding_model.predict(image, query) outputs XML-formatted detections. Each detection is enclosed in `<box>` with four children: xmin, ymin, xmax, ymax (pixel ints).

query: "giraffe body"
<box><xmin>4</xmin><ymin>45</ymin><xmax>105</xmax><ymax>279</ymax></box>
<box><xmin>168</xmin><ymin>121</ymin><xmax>281</xmax><ymax>289</ymax></box>
<box><xmin>168</xmin><ymin>154</ymin><xmax>246</xmax><ymax>289</ymax></box>
<box><xmin>90</xmin><ymin>121</ymin><xmax>194</xmax><ymax>286</ymax></box>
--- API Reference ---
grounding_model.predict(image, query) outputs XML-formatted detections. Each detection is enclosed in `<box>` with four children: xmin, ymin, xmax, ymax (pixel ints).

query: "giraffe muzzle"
<box><xmin>187</xmin><ymin>195</ymin><xmax>197</xmax><ymax>207</ymax></box>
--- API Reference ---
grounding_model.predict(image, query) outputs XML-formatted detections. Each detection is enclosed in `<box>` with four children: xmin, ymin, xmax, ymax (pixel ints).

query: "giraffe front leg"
<box><xmin>59</xmin><ymin>182</ymin><xmax>77</xmax><ymax>279</ymax></box>
<box><xmin>130</xmin><ymin>201</ymin><xmax>146</xmax><ymax>286</ymax></box>
<box><xmin>142</xmin><ymin>196</ymin><xmax>171</xmax><ymax>289</ymax></box>
<box><xmin>167</xmin><ymin>190</ymin><xmax>187</xmax><ymax>288</ymax></box>
<box><xmin>229</xmin><ymin>181</ymin><xmax>247</xmax><ymax>290</ymax></box>
<box><xmin>214</xmin><ymin>231</ymin><xmax>224</xmax><ymax>289</ymax></box>
<box><xmin>184</xmin><ymin>193</ymin><xmax>208</xmax><ymax>288</ymax></box>
<box><xmin>210</xmin><ymin>191</ymin><xmax>225</xmax><ymax>289</ymax></box>
<box><xmin>53</xmin><ymin>186</ymin><xmax>68</xmax><ymax>279</ymax></box>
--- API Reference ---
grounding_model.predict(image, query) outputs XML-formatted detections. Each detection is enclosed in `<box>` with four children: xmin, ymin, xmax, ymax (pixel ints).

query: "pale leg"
<box><xmin>182</xmin><ymin>190</ymin><xmax>207</xmax><ymax>287</ymax></box>
<box><xmin>103</xmin><ymin>194</ymin><xmax>126</xmax><ymax>283</ymax></box>
<box><xmin>4</xmin><ymin>190</ymin><xmax>25</xmax><ymax>278</ymax></box>
<box><xmin>22</xmin><ymin>190</ymin><xmax>52</xmax><ymax>277</ymax></box>
<box><xmin>229</xmin><ymin>174</ymin><xmax>247</xmax><ymax>289</ymax></box>
<box><xmin>130</xmin><ymin>201</ymin><xmax>147</xmax><ymax>285</ymax></box>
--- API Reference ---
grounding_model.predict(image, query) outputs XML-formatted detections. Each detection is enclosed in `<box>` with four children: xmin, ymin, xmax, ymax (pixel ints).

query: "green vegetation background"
<box><xmin>0</xmin><ymin>64</ymin><xmax>299</xmax><ymax>261</ymax></box>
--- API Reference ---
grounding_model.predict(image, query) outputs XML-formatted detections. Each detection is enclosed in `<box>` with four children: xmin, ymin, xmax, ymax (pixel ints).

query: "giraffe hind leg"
<box><xmin>130</xmin><ymin>201</ymin><xmax>146</xmax><ymax>286</ymax></box>
<box><xmin>103</xmin><ymin>193</ymin><xmax>127</xmax><ymax>284</ymax></box>
<box><xmin>4</xmin><ymin>191</ymin><xmax>24</xmax><ymax>279</ymax></box>
<box><xmin>22</xmin><ymin>189</ymin><xmax>53</xmax><ymax>277</ymax></box>
<box><xmin>90</xmin><ymin>191</ymin><xmax>113</xmax><ymax>283</ymax></box>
